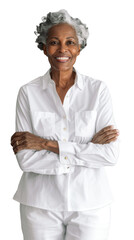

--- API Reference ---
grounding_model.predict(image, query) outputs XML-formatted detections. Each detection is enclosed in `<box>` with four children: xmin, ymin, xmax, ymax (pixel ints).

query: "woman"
<box><xmin>11</xmin><ymin>9</ymin><xmax>120</xmax><ymax>240</ymax></box>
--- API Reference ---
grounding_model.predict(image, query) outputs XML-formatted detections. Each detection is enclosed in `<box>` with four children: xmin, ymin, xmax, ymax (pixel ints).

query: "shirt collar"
<box><xmin>42</xmin><ymin>68</ymin><xmax>84</xmax><ymax>91</ymax></box>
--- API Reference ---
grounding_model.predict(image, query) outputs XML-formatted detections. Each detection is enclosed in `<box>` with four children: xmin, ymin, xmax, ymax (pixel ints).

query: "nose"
<box><xmin>58</xmin><ymin>43</ymin><xmax>67</xmax><ymax>53</ymax></box>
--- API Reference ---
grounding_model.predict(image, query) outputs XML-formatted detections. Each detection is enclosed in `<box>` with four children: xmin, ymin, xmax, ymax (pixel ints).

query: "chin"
<box><xmin>51</xmin><ymin>64</ymin><xmax>73</xmax><ymax>72</ymax></box>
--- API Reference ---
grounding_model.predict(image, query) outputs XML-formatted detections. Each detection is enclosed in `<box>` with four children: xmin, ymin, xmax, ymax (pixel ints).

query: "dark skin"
<box><xmin>10</xmin><ymin>23</ymin><xmax>119</xmax><ymax>154</ymax></box>
<box><xmin>11</xmin><ymin>126</ymin><xmax>119</xmax><ymax>154</ymax></box>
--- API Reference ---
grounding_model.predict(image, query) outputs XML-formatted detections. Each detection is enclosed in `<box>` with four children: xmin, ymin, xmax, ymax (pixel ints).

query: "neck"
<box><xmin>50</xmin><ymin>67</ymin><xmax>75</xmax><ymax>89</ymax></box>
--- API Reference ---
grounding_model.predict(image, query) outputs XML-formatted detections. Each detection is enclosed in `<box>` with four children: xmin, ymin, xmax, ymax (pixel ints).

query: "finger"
<box><xmin>11</xmin><ymin>135</ymin><xmax>25</xmax><ymax>146</ymax></box>
<box><xmin>92</xmin><ymin>126</ymin><xmax>114</xmax><ymax>141</ymax></box>
<box><xmin>11</xmin><ymin>131</ymin><xmax>28</xmax><ymax>141</ymax></box>
<box><xmin>13</xmin><ymin>141</ymin><xmax>37</xmax><ymax>154</ymax></box>
<box><xmin>102</xmin><ymin>132</ymin><xmax>119</xmax><ymax>142</ymax></box>
<box><xmin>11</xmin><ymin>131</ymin><xmax>30</xmax><ymax>146</ymax></box>
<box><xmin>99</xmin><ymin>129</ymin><xmax>119</xmax><ymax>141</ymax></box>
<box><xmin>11</xmin><ymin>132</ymin><xmax>22</xmax><ymax>141</ymax></box>
<box><xmin>94</xmin><ymin>129</ymin><xmax>119</xmax><ymax>142</ymax></box>
<box><xmin>92</xmin><ymin>129</ymin><xmax>119</xmax><ymax>144</ymax></box>
<box><xmin>11</xmin><ymin>136</ymin><xmax>20</xmax><ymax>146</ymax></box>
<box><xmin>104</xmin><ymin>136</ymin><xmax>118</xmax><ymax>144</ymax></box>
<box><xmin>12</xmin><ymin>139</ymin><xmax>26</xmax><ymax>150</ymax></box>
<box><xmin>97</xmin><ymin>125</ymin><xmax>115</xmax><ymax>135</ymax></box>
<box><xmin>13</xmin><ymin>139</ymin><xmax>30</xmax><ymax>154</ymax></box>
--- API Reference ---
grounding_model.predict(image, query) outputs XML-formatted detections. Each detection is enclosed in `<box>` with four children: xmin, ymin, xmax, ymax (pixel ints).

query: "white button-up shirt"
<box><xmin>13</xmin><ymin>68</ymin><xmax>119</xmax><ymax>211</ymax></box>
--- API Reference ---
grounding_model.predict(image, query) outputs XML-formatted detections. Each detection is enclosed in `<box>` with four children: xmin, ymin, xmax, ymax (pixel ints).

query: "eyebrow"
<box><xmin>66</xmin><ymin>37</ymin><xmax>76</xmax><ymax>39</ymax></box>
<box><xmin>48</xmin><ymin>37</ymin><xmax>76</xmax><ymax>40</ymax></box>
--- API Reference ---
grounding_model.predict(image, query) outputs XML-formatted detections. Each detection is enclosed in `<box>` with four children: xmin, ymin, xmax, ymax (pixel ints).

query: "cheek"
<box><xmin>71</xmin><ymin>51</ymin><xmax>79</xmax><ymax>61</ymax></box>
<box><xmin>46</xmin><ymin>46</ymin><xmax>56</xmax><ymax>56</ymax></box>
<box><xmin>71</xmin><ymin>47</ymin><xmax>80</xmax><ymax>57</ymax></box>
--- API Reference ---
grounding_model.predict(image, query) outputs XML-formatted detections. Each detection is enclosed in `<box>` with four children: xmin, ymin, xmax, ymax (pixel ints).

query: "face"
<box><xmin>43</xmin><ymin>23</ymin><xmax>81</xmax><ymax>72</ymax></box>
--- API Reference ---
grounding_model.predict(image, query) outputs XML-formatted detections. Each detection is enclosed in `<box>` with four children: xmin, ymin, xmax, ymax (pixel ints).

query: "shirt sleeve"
<box><xmin>58</xmin><ymin>82</ymin><xmax>120</xmax><ymax>168</ymax></box>
<box><xmin>15</xmin><ymin>86</ymin><xmax>65</xmax><ymax>175</ymax></box>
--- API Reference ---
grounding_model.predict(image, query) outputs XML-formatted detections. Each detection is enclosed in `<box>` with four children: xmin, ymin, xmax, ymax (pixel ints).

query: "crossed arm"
<box><xmin>10</xmin><ymin>84</ymin><xmax>120</xmax><ymax>173</ymax></box>
<box><xmin>11</xmin><ymin>125</ymin><xmax>119</xmax><ymax>155</ymax></box>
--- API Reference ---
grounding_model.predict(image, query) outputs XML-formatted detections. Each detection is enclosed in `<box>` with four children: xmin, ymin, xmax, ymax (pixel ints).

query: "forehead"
<box><xmin>47</xmin><ymin>23</ymin><xmax>77</xmax><ymax>39</ymax></box>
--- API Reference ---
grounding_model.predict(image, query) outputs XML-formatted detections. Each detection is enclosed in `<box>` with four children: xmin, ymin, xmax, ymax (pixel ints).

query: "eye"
<box><xmin>49</xmin><ymin>41</ymin><xmax>59</xmax><ymax>45</ymax></box>
<box><xmin>66</xmin><ymin>40</ymin><xmax>76</xmax><ymax>45</ymax></box>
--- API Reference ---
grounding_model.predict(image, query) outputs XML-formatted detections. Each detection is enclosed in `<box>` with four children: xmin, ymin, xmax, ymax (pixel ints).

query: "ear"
<box><xmin>43</xmin><ymin>44</ymin><xmax>47</xmax><ymax>56</ymax></box>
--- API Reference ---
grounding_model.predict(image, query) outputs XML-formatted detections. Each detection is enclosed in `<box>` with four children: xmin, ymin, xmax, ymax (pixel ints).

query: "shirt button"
<box><xmin>67</xmin><ymin>167</ymin><xmax>70</xmax><ymax>169</ymax></box>
<box><xmin>64</xmin><ymin>156</ymin><xmax>68</xmax><ymax>160</ymax></box>
<box><xmin>63</xmin><ymin>115</ymin><xmax>66</xmax><ymax>119</ymax></box>
<box><xmin>63</xmin><ymin>139</ymin><xmax>66</xmax><ymax>142</ymax></box>
<box><xmin>63</xmin><ymin>127</ymin><xmax>67</xmax><ymax>131</ymax></box>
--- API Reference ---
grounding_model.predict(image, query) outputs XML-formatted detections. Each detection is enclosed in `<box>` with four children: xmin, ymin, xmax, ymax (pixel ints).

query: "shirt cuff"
<box><xmin>58</xmin><ymin>140</ymin><xmax>75</xmax><ymax>165</ymax></box>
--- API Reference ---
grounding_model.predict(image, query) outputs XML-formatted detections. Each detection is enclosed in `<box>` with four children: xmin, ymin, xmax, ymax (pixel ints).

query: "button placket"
<box><xmin>61</xmin><ymin>89</ymin><xmax>73</xmax><ymax>171</ymax></box>
<box><xmin>61</xmin><ymin>114</ymin><xmax>70</xmax><ymax>170</ymax></box>
<box><xmin>61</xmin><ymin>113</ymin><xmax>68</xmax><ymax>143</ymax></box>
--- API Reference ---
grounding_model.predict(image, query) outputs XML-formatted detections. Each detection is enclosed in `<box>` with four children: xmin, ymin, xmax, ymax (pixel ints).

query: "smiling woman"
<box><xmin>11</xmin><ymin>9</ymin><xmax>120</xmax><ymax>240</ymax></box>
<box><xmin>43</xmin><ymin>23</ymin><xmax>81</xmax><ymax>74</ymax></box>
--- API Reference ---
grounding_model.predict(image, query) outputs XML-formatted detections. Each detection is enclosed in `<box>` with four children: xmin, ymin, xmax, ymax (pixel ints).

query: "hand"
<box><xmin>91</xmin><ymin>125</ymin><xmax>119</xmax><ymax>144</ymax></box>
<box><xmin>10</xmin><ymin>132</ymin><xmax>49</xmax><ymax>154</ymax></box>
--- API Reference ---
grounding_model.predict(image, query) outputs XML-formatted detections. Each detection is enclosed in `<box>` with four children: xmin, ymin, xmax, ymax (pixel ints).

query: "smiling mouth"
<box><xmin>55</xmin><ymin>57</ymin><xmax>70</xmax><ymax>63</ymax></box>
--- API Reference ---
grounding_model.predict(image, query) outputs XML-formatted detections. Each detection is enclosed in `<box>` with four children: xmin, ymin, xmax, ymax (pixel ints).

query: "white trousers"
<box><xmin>20</xmin><ymin>203</ymin><xmax>111</xmax><ymax>240</ymax></box>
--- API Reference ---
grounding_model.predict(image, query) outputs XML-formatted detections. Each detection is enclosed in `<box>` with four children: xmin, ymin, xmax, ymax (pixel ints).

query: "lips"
<box><xmin>55</xmin><ymin>56</ymin><xmax>70</xmax><ymax>63</ymax></box>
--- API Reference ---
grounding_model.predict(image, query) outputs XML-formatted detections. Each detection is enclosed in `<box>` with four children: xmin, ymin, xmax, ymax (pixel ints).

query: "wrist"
<box><xmin>45</xmin><ymin>140</ymin><xmax>59</xmax><ymax>154</ymax></box>
<box><xmin>41</xmin><ymin>139</ymin><xmax>49</xmax><ymax>150</ymax></box>
<box><xmin>46</xmin><ymin>140</ymin><xmax>58</xmax><ymax>148</ymax></box>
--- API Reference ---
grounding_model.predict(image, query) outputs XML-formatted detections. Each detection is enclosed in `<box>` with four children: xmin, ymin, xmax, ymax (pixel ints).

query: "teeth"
<box><xmin>56</xmin><ymin>57</ymin><xmax>69</xmax><ymax>60</ymax></box>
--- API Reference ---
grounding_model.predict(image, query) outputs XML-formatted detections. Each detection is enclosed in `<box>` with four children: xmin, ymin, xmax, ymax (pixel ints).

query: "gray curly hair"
<box><xmin>35</xmin><ymin>9</ymin><xmax>89</xmax><ymax>51</ymax></box>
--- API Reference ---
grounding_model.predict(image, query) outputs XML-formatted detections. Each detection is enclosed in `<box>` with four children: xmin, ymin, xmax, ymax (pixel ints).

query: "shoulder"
<box><xmin>78</xmin><ymin>71</ymin><xmax>107</xmax><ymax>93</ymax></box>
<box><xmin>17</xmin><ymin>74</ymin><xmax>46</xmax><ymax>99</ymax></box>
<box><xmin>20</xmin><ymin>75</ymin><xmax>44</xmax><ymax>91</ymax></box>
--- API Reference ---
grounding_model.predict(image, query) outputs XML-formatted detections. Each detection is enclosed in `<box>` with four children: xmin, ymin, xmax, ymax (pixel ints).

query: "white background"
<box><xmin>0</xmin><ymin>0</ymin><xmax>134</xmax><ymax>239</ymax></box>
